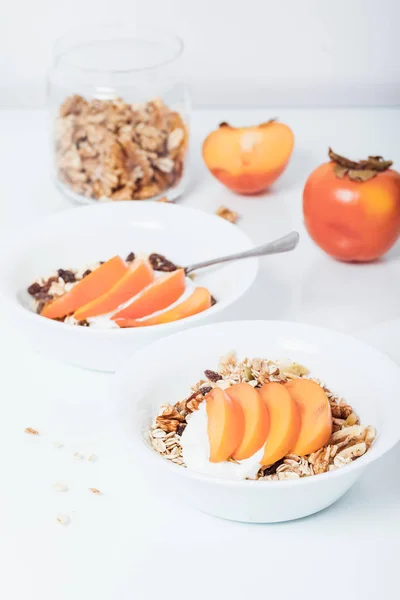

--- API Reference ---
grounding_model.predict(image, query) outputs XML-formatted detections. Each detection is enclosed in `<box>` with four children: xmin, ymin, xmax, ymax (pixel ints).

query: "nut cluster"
<box><xmin>55</xmin><ymin>95</ymin><xmax>188</xmax><ymax>201</ymax></box>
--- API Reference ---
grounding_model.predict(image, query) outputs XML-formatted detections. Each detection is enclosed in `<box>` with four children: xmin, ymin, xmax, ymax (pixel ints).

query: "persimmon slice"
<box><xmin>205</xmin><ymin>388</ymin><xmax>245</xmax><ymax>463</ymax></box>
<box><xmin>112</xmin><ymin>269</ymin><xmax>185</xmax><ymax>321</ymax></box>
<box><xmin>115</xmin><ymin>286</ymin><xmax>211</xmax><ymax>327</ymax></box>
<box><xmin>73</xmin><ymin>259</ymin><xmax>154</xmax><ymax>320</ymax></box>
<box><xmin>258</xmin><ymin>382</ymin><xmax>301</xmax><ymax>466</ymax></box>
<box><xmin>226</xmin><ymin>383</ymin><xmax>270</xmax><ymax>461</ymax></box>
<box><xmin>41</xmin><ymin>256</ymin><xmax>127</xmax><ymax>320</ymax></box>
<box><xmin>285</xmin><ymin>379</ymin><xmax>332</xmax><ymax>456</ymax></box>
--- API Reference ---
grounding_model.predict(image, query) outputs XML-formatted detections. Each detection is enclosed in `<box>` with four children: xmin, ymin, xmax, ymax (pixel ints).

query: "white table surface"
<box><xmin>0</xmin><ymin>108</ymin><xmax>399</xmax><ymax>600</ymax></box>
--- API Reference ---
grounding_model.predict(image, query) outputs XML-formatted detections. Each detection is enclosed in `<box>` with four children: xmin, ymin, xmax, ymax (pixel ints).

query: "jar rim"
<box><xmin>53</xmin><ymin>23</ymin><xmax>184</xmax><ymax>74</ymax></box>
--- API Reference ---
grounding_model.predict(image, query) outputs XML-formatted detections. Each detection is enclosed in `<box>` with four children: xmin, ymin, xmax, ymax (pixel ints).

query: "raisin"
<box><xmin>201</xmin><ymin>386</ymin><xmax>212</xmax><ymax>395</ymax></box>
<box><xmin>78</xmin><ymin>320</ymin><xmax>90</xmax><ymax>327</ymax></box>
<box><xmin>149</xmin><ymin>253</ymin><xmax>178</xmax><ymax>272</ymax></box>
<box><xmin>210</xmin><ymin>295</ymin><xmax>217</xmax><ymax>306</ymax></box>
<box><xmin>27</xmin><ymin>282</ymin><xmax>41</xmax><ymax>296</ymax></box>
<box><xmin>82</xmin><ymin>269</ymin><xmax>92</xmax><ymax>278</ymax></box>
<box><xmin>58</xmin><ymin>269</ymin><xmax>76</xmax><ymax>283</ymax></box>
<box><xmin>177</xmin><ymin>423</ymin><xmax>187</xmax><ymax>436</ymax></box>
<box><xmin>36</xmin><ymin>292</ymin><xmax>53</xmax><ymax>302</ymax></box>
<box><xmin>41</xmin><ymin>276</ymin><xmax>58</xmax><ymax>293</ymax></box>
<box><xmin>263</xmin><ymin>459</ymin><xmax>285</xmax><ymax>476</ymax></box>
<box><xmin>125</xmin><ymin>252</ymin><xmax>135</xmax><ymax>262</ymax></box>
<box><xmin>204</xmin><ymin>370</ymin><xmax>222</xmax><ymax>382</ymax></box>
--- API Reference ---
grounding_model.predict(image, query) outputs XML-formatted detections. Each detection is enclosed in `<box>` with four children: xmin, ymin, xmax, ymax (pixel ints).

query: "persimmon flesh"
<box><xmin>258</xmin><ymin>382</ymin><xmax>301</xmax><ymax>466</ymax></box>
<box><xmin>205</xmin><ymin>388</ymin><xmax>245</xmax><ymax>463</ymax></box>
<box><xmin>226</xmin><ymin>383</ymin><xmax>270</xmax><ymax>461</ymax></box>
<box><xmin>285</xmin><ymin>379</ymin><xmax>332</xmax><ymax>456</ymax></box>
<box><xmin>202</xmin><ymin>121</ymin><xmax>294</xmax><ymax>194</ymax></box>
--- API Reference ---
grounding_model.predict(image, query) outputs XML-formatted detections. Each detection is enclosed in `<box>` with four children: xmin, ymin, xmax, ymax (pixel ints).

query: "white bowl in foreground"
<box><xmin>0</xmin><ymin>203</ymin><xmax>257</xmax><ymax>371</ymax></box>
<box><xmin>115</xmin><ymin>320</ymin><xmax>400</xmax><ymax>523</ymax></box>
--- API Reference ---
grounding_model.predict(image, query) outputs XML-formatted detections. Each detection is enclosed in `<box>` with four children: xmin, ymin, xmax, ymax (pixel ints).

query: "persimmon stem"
<box><xmin>328</xmin><ymin>148</ymin><xmax>393</xmax><ymax>182</ymax></box>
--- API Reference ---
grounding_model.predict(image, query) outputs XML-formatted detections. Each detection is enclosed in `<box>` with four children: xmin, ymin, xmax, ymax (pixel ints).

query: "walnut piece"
<box><xmin>216</xmin><ymin>205</ymin><xmax>239</xmax><ymax>224</ymax></box>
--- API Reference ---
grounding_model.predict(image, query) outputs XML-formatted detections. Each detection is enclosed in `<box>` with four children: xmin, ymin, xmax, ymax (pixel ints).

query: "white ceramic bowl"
<box><xmin>0</xmin><ymin>203</ymin><xmax>257</xmax><ymax>371</ymax></box>
<box><xmin>115</xmin><ymin>320</ymin><xmax>400</xmax><ymax>523</ymax></box>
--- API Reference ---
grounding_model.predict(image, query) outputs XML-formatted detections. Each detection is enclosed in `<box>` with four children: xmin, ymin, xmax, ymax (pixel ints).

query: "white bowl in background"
<box><xmin>114</xmin><ymin>320</ymin><xmax>400</xmax><ymax>523</ymax></box>
<box><xmin>0</xmin><ymin>203</ymin><xmax>257</xmax><ymax>371</ymax></box>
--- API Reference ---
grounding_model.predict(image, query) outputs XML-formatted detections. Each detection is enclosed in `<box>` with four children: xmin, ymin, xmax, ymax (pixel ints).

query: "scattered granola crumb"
<box><xmin>73</xmin><ymin>452</ymin><xmax>85</xmax><ymax>461</ymax></box>
<box><xmin>89</xmin><ymin>487</ymin><xmax>101</xmax><ymax>495</ymax></box>
<box><xmin>52</xmin><ymin>482</ymin><xmax>68</xmax><ymax>492</ymax></box>
<box><xmin>156</xmin><ymin>196</ymin><xmax>169</xmax><ymax>202</ymax></box>
<box><xmin>87</xmin><ymin>454</ymin><xmax>97</xmax><ymax>462</ymax></box>
<box><xmin>25</xmin><ymin>427</ymin><xmax>39</xmax><ymax>436</ymax></box>
<box><xmin>125</xmin><ymin>252</ymin><xmax>135</xmax><ymax>262</ymax></box>
<box><xmin>216</xmin><ymin>205</ymin><xmax>239</xmax><ymax>224</ymax></box>
<box><xmin>54</xmin><ymin>441</ymin><xmax>64</xmax><ymax>449</ymax></box>
<box><xmin>57</xmin><ymin>513</ymin><xmax>70</xmax><ymax>526</ymax></box>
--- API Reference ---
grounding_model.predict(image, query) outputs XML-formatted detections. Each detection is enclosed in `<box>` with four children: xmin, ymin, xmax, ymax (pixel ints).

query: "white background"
<box><xmin>2</xmin><ymin>0</ymin><xmax>400</xmax><ymax>107</ymax></box>
<box><xmin>1</xmin><ymin>2</ymin><xmax>400</xmax><ymax>597</ymax></box>
<box><xmin>0</xmin><ymin>106</ymin><xmax>399</xmax><ymax>599</ymax></box>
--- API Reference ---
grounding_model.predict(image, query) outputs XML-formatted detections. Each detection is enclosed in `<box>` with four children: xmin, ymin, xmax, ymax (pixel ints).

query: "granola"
<box><xmin>54</xmin><ymin>95</ymin><xmax>188</xmax><ymax>201</ymax></box>
<box><xmin>150</xmin><ymin>352</ymin><xmax>376</xmax><ymax>479</ymax></box>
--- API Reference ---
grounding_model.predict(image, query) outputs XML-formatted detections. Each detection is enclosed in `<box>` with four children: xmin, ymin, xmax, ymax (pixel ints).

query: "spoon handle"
<box><xmin>184</xmin><ymin>231</ymin><xmax>300</xmax><ymax>275</ymax></box>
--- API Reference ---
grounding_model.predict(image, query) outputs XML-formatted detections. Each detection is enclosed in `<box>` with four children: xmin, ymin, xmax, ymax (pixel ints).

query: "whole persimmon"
<box><xmin>202</xmin><ymin>120</ymin><xmax>294</xmax><ymax>194</ymax></box>
<box><xmin>303</xmin><ymin>148</ymin><xmax>400</xmax><ymax>262</ymax></box>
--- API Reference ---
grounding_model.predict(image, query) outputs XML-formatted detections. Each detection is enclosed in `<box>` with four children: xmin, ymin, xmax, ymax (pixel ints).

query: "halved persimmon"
<box><xmin>285</xmin><ymin>379</ymin><xmax>332</xmax><ymax>456</ymax></box>
<box><xmin>226</xmin><ymin>383</ymin><xmax>270</xmax><ymax>461</ymax></box>
<box><xmin>41</xmin><ymin>256</ymin><xmax>127</xmax><ymax>320</ymax></box>
<box><xmin>73</xmin><ymin>259</ymin><xmax>154</xmax><ymax>320</ymax></box>
<box><xmin>203</xmin><ymin>120</ymin><xmax>294</xmax><ymax>194</ymax></box>
<box><xmin>258</xmin><ymin>382</ymin><xmax>301</xmax><ymax>466</ymax></box>
<box><xmin>112</xmin><ymin>268</ymin><xmax>185</xmax><ymax>321</ymax></box>
<box><xmin>115</xmin><ymin>286</ymin><xmax>211</xmax><ymax>327</ymax></box>
<box><xmin>205</xmin><ymin>387</ymin><xmax>245</xmax><ymax>463</ymax></box>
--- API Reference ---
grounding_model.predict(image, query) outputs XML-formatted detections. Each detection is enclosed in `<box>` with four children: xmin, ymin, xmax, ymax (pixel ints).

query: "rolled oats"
<box><xmin>55</xmin><ymin>95</ymin><xmax>187</xmax><ymax>201</ymax></box>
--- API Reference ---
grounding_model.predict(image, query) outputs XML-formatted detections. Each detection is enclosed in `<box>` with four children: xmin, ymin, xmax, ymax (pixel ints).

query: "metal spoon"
<box><xmin>184</xmin><ymin>231</ymin><xmax>300</xmax><ymax>275</ymax></box>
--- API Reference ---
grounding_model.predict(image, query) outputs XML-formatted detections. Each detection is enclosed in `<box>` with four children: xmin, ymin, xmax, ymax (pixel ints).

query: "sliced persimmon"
<box><xmin>285</xmin><ymin>379</ymin><xmax>332</xmax><ymax>456</ymax></box>
<box><xmin>226</xmin><ymin>383</ymin><xmax>270</xmax><ymax>461</ymax></box>
<box><xmin>205</xmin><ymin>387</ymin><xmax>245</xmax><ymax>463</ymax></box>
<box><xmin>115</xmin><ymin>287</ymin><xmax>211</xmax><ymax>328</ymax></box>
<box><xmin>73</xmin><ymin>259</ymin><xmax>154</xmax><ymax>320</ymax></box>
<box><xmin>41</xmin><ymin>256</ymin><xmax>128</xmax><ymax>320</ymax></box>
<box><xmin>112</xmin><ymin>268</ymin><xmax>185</xmax><ymax>321</ymax></box>
<box><xmin>258</xmin><ymin>382</ymin><xmax>301</xmax><ymax>466</ymax></box>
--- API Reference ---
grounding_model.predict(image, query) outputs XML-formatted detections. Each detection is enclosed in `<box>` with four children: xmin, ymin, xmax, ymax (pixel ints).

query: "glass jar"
<box><xmin>47</xmin><ymin>25</ymin><xmax>190</xmax><ymax>203</ymax></box>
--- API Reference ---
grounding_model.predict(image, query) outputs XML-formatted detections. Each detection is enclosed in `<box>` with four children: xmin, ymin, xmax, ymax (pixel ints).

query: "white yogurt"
<box><xmin>181</xmin><ymin>403</ymin><xmax>263</xmax><ymax>481</ymax></box>
<box><xmin>63</xmin><ymin>270</ymin><xmax>196</xmax><ymax>329</ymax></box>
